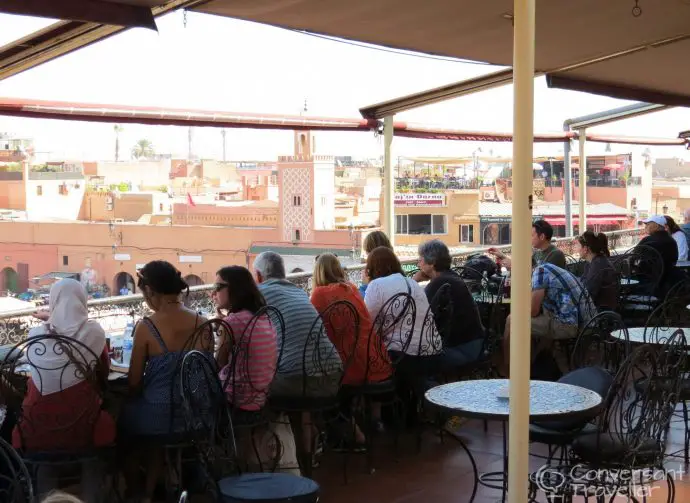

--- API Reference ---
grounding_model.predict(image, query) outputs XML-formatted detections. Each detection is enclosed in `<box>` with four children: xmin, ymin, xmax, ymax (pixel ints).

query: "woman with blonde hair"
<box><xmin>310</xmin><ymin>254</ymin><xmax>392</xmax><ymax>386</ymax></box>
<box><xmin>311</xmin><ymin>254</ymin><xmax>392</xmax><ymax>446</ymax></box>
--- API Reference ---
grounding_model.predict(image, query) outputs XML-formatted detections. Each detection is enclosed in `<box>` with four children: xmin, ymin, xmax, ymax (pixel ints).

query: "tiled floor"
<box><xmin>313</xmin><ymin>418</ymin><xmax>690</xmax><ymax>503</ymax></box>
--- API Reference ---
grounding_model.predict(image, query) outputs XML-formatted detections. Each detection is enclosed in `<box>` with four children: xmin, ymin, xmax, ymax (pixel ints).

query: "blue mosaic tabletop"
<box><xmin>425</xmin><ymin>379</ymin><xmax>602</xmax><ymax>420</ymax></box>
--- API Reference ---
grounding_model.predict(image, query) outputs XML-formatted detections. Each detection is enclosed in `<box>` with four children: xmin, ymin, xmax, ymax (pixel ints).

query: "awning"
<box><xmin>1</xmin><ymin>2</ymin><xmax>689</xmax><ymax>106</ymax></box>
<box><xmin>0</xmin><ymin>0</ymin><xmax>159</xmax><ymax>29</ymax></box>
<box><xmin>544</xmin><ymin>216</ymin><xmax>627</xmax><ymax>226</ymax></box>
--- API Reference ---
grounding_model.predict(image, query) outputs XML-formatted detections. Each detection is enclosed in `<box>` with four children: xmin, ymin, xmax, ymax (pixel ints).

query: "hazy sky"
<box><xmin>0</xmin><ymin>11</ymin><xmax>689</xmax><ymax>162</ymax></box>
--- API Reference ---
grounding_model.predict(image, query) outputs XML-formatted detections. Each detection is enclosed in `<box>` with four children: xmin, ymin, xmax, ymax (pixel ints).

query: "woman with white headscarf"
<box><xmin>12</xmin><ymin>279</ymin><xmax>115</xmax><ymax>457</ymax></box>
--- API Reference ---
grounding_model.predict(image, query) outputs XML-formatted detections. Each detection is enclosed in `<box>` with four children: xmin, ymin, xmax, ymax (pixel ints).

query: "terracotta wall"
<box><xmin>171</xmin><ymin>203</ymin><xmax>279</xmax><ymax>228</ymax></box>
<box><xmin>394</xmin><ymin>191</ymin><xmax>481</xmax><ymax>247</ymax></box>
<box><xmin>0</xmin><ymin>180</ymin><xmax>26</xmax><ymax>210</ymax></box>
<box><xmin>0</xmin><ymin>221</ymin><xmax>278</xmax><ymax>293</ymax></box>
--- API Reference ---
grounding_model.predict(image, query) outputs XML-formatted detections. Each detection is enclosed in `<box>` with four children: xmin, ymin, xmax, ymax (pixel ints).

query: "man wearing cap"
<box><xmin>637</xmin><ymin>215</ymin><xmax>678</xmax><ymax>281</ymax></box>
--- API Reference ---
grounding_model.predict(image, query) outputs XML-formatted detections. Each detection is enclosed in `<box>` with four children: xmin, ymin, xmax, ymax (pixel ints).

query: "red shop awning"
<box><xmin>544</xmin><ymin>216</ymin><xmax>626</xmax><ymax>226</ymax></box>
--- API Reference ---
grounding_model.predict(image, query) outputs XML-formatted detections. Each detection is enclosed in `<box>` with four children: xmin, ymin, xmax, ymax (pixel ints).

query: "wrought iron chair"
<box><xmin>554</xmin><ymin>338</ymin><xmax>683</xmax><ymax>501</ymax></box>
<box><xmin>643</xmin><ymin>305</ymin><xmax>690</xmax><ymax>464</ymax></box>
<box><xmin>338</xmin><ymin>292</ymin><xmax>415</xmax><ymax>476</ymax></box>
<box><xmin>180</xmin><ymin>351</ymin><xmax>320</xmax><ymax>503</ymax></box>
<box><xmin>564</xmin><ymin>254</ymin><xmax>587</xmax><ymax>277</ymax></box>
<box><xmin>268</xmin><ymin>303</ymin><xmax>346</xmax><ymax>477</ymax></box>
<box><xmin>220</xmin><ymin>307</ymin><xmax>284</xmax><ymax>426</ymax></box>
<box><xmin>569</xmin><ymin>311</ymin><xmax>630</xmax><ymax>374</ymax></box>
<box><xmin>0</xmin><ymin>334</ymin><xmax>114</xmax><ymax>501</ymax></box>
<box><xmin>0</xmin><ymin>438</ymin><xmax>33</xmax><ymax>503</ymax></box>
<box><xmin>613</xmin><ymin>245</ymin><xmax>665</xmax><ymax>325</ymax></box>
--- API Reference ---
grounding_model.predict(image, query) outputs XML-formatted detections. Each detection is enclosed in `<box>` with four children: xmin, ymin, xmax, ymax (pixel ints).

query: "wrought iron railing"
<box><xmin>0</xmin><ymin>228</ymin><xmax>644</xmax><ymax>346</ymax></box>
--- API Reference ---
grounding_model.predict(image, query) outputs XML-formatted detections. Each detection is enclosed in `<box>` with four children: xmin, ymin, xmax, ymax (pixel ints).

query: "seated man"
<box><xmin>253</xmin><ymin>251</ymin><xmax>342</xmax><ymax>396</ymax></box>
<box><xmin>416</xmin><ymin>239</ymin><xmax>485</xmax><ymax>368</ymax></box>
<box><xmin>489</xmin><ymin>219</ymin><xmax>566</xmax><ymax>269</ymax></box>
<box><xmin>253</xmin><ymin>251</ymin><xmax>343</xmax><ymax>462</ymax></box>
<box><xmin>503</xmin><ymin>263</ymin><xmax>594</xmax><ymax>374</ymax></box>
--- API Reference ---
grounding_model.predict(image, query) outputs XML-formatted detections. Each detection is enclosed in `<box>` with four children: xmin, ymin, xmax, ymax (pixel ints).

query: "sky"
<box><xmin>0</xmin><ymin>11</ymin><xmax>689</xmax><ymax>163</ymax></box>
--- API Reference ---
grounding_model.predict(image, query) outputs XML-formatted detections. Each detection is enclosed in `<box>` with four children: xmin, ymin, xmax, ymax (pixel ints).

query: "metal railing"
<box><xmin>0</xmin><ymin>228</ymin><xmax>644</xmax><ymax>346</ymax></box>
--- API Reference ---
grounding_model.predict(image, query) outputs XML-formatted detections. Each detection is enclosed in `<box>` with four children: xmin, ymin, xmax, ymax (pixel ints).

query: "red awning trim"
<box><xmin>0</xmin><ymin>97</ymin><xmax>376</xmax><ymax>132</ymax></box>
<box><xmin>393</xmin><ymin>122</ymin><xmax>573</xmax><ymax>143</ymax></box>
<box><xmin>0</xmin><ymin>98</ymin><xmax>687</xmax><ymax>147</ymax></box>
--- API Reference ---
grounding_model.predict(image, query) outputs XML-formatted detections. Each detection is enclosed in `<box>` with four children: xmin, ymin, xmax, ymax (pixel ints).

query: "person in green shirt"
<box><xmin>488</xmin><ymin>219</ymin><xmax>566</xmax><ymax>269</ymax></box>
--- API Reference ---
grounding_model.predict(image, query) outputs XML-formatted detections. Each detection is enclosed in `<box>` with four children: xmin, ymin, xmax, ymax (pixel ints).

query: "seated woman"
<box><xmin>12</xmin><ymin>279</ymin><xmax>115</xmax><ymax>502</ymax></box>
<box><xmin>363</xmin><ymin>247</ymin><xmax>442</xmax><ymax>420</ymax></box>
<box><xmin>311</xmin><ymin>254</ymin><xmax>393</xmax><ymax>445</ymax></box>
<box><xmin>574</xmin><ymin>231</ymin><xmax>618</xmax><ymax>311</ymax></box>
<box><xmin>119</xmin><ymin>260</ymin><xmax>208</xmax><ymax>503</ymax></box>
<box><xmin>310</xmin><ymin>253</ymin><xmax>392</xmax><ymax>386</ymax></box>
<box><xmin>364</xmin><ymin>247</ymin><xmax>442</xmax><ymax>359</ymax></box>
<box><xmin>213</xmin><ymin>266</ymin><xmax>277</xmax><ymax>414</ymax></box>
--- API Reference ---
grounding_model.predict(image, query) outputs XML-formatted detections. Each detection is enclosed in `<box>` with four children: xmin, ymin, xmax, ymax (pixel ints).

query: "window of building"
<box><xmin>293</xmin><ymin>195</ymin><xmax>301</xmax><ymax>206</ymax></box>
<box><xmin>36</xmin><ymin>185</ymin><xmax>42</xmax><ymax>196</ymax></box>
<box><xmin>395</xmin><ymin>215</ymin><xmax>408</xmax><ymax>234</ymax></box>
<box><xmin>294</xmin><ymin>229</ymin><xmax>301</xmax><ymax>241</ymax></box>
<box><xmin>62</xmin><ymin>255</ymin><xmax>69</xmax><ymax>266</ymax></box>
<box><xmin>395</xmin><ymin>215</ymin><xmax>446</xmax><ymax>235</ymax></box>
<box><xmin>460</xmin><ymin>224</ymin><xmax>474</xmax><ymax>243</ymax></box>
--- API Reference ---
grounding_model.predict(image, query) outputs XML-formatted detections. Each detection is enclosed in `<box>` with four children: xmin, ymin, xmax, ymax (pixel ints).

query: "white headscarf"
<box><xmin>27</xmin><ymin>278</ymin><xmax>106</xmax><ymax>395</ymax></box>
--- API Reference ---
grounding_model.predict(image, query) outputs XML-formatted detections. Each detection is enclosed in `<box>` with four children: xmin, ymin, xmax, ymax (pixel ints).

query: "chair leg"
<box><xmin>363</xmin><ymin>395</ymin><xmax>376</xmax><ymax>474</ymax></box>
<box><xmin>683</xmin><ymin>401</ymin><xmax>690</xmax><ymax>465</ymax></box>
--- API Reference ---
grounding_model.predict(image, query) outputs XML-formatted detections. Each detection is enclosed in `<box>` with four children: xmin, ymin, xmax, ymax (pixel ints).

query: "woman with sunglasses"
<box><xmin>213</xmin><ymin>266</ymin><xmax>277</xmax><ymax>413</ymax></box>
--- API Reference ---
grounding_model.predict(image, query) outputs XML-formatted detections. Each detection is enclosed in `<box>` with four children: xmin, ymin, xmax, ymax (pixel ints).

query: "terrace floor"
<box><xmin>313</xmin><ymin>418</ymin><xmax>690</xmax><ymax>503</ymax></box>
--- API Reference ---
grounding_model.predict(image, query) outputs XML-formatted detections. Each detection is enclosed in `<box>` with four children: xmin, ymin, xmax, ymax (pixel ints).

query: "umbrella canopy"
<box><xmin>2</xmin><ymin>1</ymin><xmax>690</xmax><ymax>105</ymax></box>
<box><xmin>189</xmin><ymin>0</ymin><xmax>690</xmax><ymax>105</ymax></box>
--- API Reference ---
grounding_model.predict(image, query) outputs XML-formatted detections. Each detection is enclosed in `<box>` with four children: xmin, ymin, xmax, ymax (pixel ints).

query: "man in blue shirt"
<box><xmin>502</xmin><ymin>263</ymin><xmax>594</xmax><ymax>373</ymax></box>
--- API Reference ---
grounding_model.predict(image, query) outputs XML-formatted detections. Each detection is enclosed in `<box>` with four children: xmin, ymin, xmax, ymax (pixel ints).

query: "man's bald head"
<box><xmin>684</xmin><ymin>208</ymin><xmax>690</xmax><ymax>224</ymax></box>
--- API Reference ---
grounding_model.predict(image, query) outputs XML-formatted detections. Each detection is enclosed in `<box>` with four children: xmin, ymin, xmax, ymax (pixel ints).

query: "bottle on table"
<box><xmin>122</xmin><ymin>322</ymin><xmax>134</xmax><ymax>367</ymax></box>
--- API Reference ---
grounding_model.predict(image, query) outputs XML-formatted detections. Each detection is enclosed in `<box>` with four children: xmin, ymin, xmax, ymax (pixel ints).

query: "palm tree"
<box><xmin>131</xmin><ymin>139</ymin><xmax>155</xmax><ymax>160</ymax></box>
<box><xmin>114</xmin><ymin>124</ymin><xmax>124</xmax><ymax>161</ymax></box>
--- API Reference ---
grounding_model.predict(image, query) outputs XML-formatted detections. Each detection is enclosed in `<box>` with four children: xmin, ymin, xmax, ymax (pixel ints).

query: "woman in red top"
<box><xmin>12</xmin><ymin>279</ymin><xmax>115</xmax><ymax>501</ymax></box>
<box><xmin>310</xmin><ymin>254</ymin><xmax>392</xmax><ymax>385</ymax></box>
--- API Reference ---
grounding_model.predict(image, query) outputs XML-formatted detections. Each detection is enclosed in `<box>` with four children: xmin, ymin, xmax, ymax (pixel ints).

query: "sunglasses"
<box><xmin>214</xmin><ymin>283</ymin><xmax>229</xmax><ymax>293</ymax></box>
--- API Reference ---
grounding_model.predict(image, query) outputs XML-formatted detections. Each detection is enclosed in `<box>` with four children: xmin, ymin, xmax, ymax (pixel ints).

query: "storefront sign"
<box><xmin>113</xmin><ymin>253</ymin><xmax>131</xmax><ymax>261</ymax></box>
<box><xmin>394</xmin><ymin>193</ymin><xmax>445</xmax><ymax>207</ymax></box>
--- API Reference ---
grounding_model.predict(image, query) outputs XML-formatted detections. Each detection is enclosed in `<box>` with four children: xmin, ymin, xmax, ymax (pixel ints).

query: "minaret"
<box><xmin>277</xmin><ymin>99</ymin><xmax>334</xmax><ymax>243</ymax></box>
<box><xmin>294</xmin><ymin>99</ymin><xmax>315</xmax><ymax>159</ymax></box>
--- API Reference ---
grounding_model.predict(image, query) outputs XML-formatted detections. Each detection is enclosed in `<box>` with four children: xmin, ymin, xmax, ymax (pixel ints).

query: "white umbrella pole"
<box><xmin>383</xmin><ymin>115</ymin><xmax>395</xmax><ymax>246</ymax></box>
<box><xmin>509</xmin><ymin>0</ymin><xmax>535</xmax><ymax>502</ymax></box>
<box><xmin>578</xmin><ymin>130</ymin><xmax>587</xmax><ymax>232</ymax></box>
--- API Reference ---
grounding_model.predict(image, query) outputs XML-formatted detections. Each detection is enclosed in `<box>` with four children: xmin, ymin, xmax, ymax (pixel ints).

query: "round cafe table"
<box><xmin>425</xmin><ymin>379</ymin><xmax>603</xmax><ymax>503</ymax></box>
<box><xmin>610</xmin><ymin>327</ymin><xmax>688</xmax><ymax>345</ymax></box>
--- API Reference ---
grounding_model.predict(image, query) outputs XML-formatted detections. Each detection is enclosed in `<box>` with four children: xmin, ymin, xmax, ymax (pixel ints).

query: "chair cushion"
<box><xmin>532</xmin><ymin>367</ymin><xmax>611</xmax><ymax>431</ymax></box>
<box><xmin>571</xmin><ymin>432</ymin><xmax>661</xmax><ymax>466</ymax></box>
<box><xmin>219</xmin><ymin>473</ymin><xmax>319</xmax><ymax>503</ymax></box>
